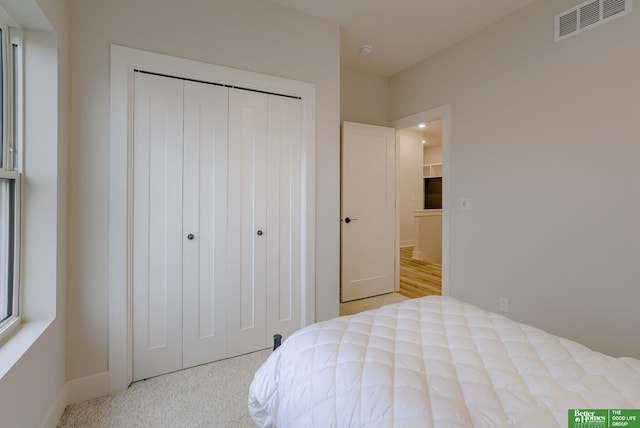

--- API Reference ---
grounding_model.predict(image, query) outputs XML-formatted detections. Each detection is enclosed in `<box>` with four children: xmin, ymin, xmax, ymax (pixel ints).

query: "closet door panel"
<box><xmin>266</xmin><ymin>96</ymin><xmax>302</xmax><ymax>341</ymax></box>
<box><xmin>132</xmin><ymin>73</ymin><xmax>184</xmax><ymax>381</ymax></box>
<box><xmin>182</xmin><ymin>81</ymin><xmax>229</xmax><ymax>368</ymax></box>
<box><xmin>227</xmin><ymin>89</ymin><xmax>268</xmax><ymax>355</ymax></box>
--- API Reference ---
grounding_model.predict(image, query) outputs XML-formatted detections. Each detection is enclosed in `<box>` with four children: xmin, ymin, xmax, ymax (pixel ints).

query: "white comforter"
<box><xmin>248</xmin><ymin>296</ymin><xmax>640</xmax><ymax>428</ymax></box>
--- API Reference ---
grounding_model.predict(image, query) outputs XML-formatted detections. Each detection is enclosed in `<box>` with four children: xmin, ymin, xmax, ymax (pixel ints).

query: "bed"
<box><xmin>248</xmin><ymin>295</ymin><xmax>640</xmax><ymax>427</ymax></box>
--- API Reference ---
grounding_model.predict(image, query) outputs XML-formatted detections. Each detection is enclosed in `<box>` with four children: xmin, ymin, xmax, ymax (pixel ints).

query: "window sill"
<box><xmin>0</xmin><ymin>318</ymin><xmax>54</xmax><ymax>379</ymax></box>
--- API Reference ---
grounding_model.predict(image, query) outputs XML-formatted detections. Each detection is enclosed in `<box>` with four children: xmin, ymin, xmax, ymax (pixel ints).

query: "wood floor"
<box><xmin>399</xmin><ymin>246</ymin><xmax>442</xmax><ymax>299</ymax></box>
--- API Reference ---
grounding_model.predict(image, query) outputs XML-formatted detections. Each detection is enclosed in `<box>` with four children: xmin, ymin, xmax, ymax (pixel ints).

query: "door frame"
<box><xmin>108</xmin><ymin>45</ymin><xmax>316</xmax><ymax>393</ymax></box>
<box><xmin>391</xmin><ymin>105</ymin><xmax>451</xmax><ymax>297</ymax></box>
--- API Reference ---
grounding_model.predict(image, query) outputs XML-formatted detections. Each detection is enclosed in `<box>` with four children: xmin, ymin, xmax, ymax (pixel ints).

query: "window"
<box><xmin>0</xmin><ymin>22</ymin><xmax>20</xmax><ymax>340</ymax></box>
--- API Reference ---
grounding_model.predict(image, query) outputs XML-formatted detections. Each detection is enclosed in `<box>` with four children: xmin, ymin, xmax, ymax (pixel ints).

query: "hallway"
<box><xmin>399</xmin><ymin>247</ymin><xmax>441</xmax><ymax>299</ymax></box>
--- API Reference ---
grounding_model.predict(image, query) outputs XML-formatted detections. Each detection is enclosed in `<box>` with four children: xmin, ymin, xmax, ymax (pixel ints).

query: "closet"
<box><xmin>132</xmin><ymin>71</ymin><xmax>302</xmax><ymax>381</ymax></box>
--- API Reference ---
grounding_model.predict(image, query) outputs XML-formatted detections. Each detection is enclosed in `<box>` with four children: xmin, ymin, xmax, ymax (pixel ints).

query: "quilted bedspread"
<box><xmin>248</xmin><ymin>296</ymin><xmax>640</xmax><ymax>427</ymax></box>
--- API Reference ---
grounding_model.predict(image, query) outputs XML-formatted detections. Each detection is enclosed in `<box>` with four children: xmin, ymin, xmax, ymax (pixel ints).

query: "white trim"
<box><xmin>1</xmin><ymin>21</ymin><xmax>9</xmax><ymax>168</ymax></box>
<box><xmin>109</xmin><ymin>45</ymin><xmax>316</xmax><ymax>393</ymax></box>
<box><xmin>413</xmin><ymin>209</ymin><xmax>442</xmax><ymax>217</ymax></box>
<box><xmin>0</xmin><ymin>318</ymin><xmax>51</xmax><ymax>378</ymax></box>
<box><xmin>66</xmin><ymin>371</ymin><xmax>109</xmax><ymax>405</ymax></box>
<box><xmin>10</xmin><ymin>27</ymin><xmax>23</xmax><ymax>173</ymax></box>
<box><xmin>0</xmin><ymin>25</ymin><xmax>23</xmax><ymax>344</ymax></box>
<box><xmin>0</xmin><ymin>170</ymin><xmax>21</xmax><ymax>342</ymax></box>
<box><xmin>38</xmin><ymin>382</ymin><xmax>67</xmax><ymax>428</ymax></box>
<box><xmin>391</xmin><ymin>104</ymin><xmax>451</xmax><ymax>297</ymax></box>
<box><xmin>394</xmin><ymin>131</ymin><xmax>400</xmax><ymax>292</ymax></box>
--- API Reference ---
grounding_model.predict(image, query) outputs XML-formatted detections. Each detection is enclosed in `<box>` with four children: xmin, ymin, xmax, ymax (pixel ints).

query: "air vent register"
<box><xmin>555</xmin><ymin>0</ymin><xmax>631</xmax><ymax>41</ymax></box>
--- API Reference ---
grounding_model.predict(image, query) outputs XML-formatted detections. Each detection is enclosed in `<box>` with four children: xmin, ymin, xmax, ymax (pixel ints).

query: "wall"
<box><xmin>423</xmin><ymin>145</ymin><xmax>442</xmax><ymax>166</ymax></box>
<box><xmin>390</xmin><ymin>0</ymin><xmax>640</xmax><ymax>358</ymax></box>
<box><xmin>0</xmin><ymin>0</ymin><xmax>69</xmax><ymax>426</ymax></box>
<box><xmin>341</xmin><ymin>66</ymin><xmax>389</xmax><ymax>126</ymax></box>
<box><xmin>397</xmin><ymin>130</ymin><xmax>423</xmax><ymax>246</ymax></box>
<box><xmin>67</xmin><ymin>0</ymin><xmax>340</xmax><ymax>383</ymax></box>
<box><xmin>415</xmin><ymin>213</ymin><xmax>442</xmax><ymax>264</ymax></box>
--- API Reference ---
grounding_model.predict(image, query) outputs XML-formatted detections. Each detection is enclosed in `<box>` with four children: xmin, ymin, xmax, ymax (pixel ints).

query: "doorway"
<box><xmin>338</xmin><ymin>105</ymin><xmax>450</xmax><ymax>311</ymax></box>
<box><xmin>392</xmin><ymin>105</ymin><xmax>451</xmax><ymax>298</ymax></box>
<box><xmin>396</xmin><ymin>119</ymin><xmax>443</xmax><ymax>298</ymax></box>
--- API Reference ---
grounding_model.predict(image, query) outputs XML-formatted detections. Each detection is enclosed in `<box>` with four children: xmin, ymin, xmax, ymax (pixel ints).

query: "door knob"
<box><xmin>344</xmin><ymin>217</ymin><xmax>358</xmax><ymax>224</ymax></box>
<box><xmin>257</xmin><ymin>230</ymin><xmax>263</xmax><ymax>236</ymax></box>
<box><xmin>187</xmin><ymin>234</ymin><xmax>195</xmax><ymax>240</ymax></box>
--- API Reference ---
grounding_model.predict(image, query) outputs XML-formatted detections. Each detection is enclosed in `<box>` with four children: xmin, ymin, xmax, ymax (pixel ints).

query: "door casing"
<box><xmin>109</xmin><ymin>45</ymin><xmax>316</xmax><ymax>393</ymax></box>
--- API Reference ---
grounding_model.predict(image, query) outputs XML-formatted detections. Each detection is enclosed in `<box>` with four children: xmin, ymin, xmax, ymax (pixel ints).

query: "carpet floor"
<box><xmin>59</xmin><ymin>293</ymin><xmax>407</xmax><ymax>427</ymax></box>
<box><xmin>339</xmin><ymin>292</ymin><xmax>408</xmax><ymax>316</ymax></box>
<box><xmin>58</xmin><ymin>349</ymin><xmax>271</xmax><ymax>428</ymax></box>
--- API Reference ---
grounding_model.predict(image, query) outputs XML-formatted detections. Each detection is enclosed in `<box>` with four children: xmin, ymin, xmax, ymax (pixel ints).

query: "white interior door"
<box><xmin>133</xmin><ymin>75</ymin><xmax>231</xmax><ymax>379</ymax></box>
<box><xmin>266</xmin><ymin>95</ymin><xmax>302</xmax><ymax>341</ymax></box>
<box><xmin>227</xmin><ymin>89</ymin><xmax>268</xmax><ymax>356</ymax></box>
<box><xmin>133</xmin><ymin>74</ymin><xmax>304</xmax><ymax>380</ymax></box>
<box><xmin>341</xmin><ymin>121</ymin><xmax>396</xmax><ymax>302</ymax></box>
<box><xmin>226</xmin><ymin>91</ymin><xmax>304</xmax><ymax>353</ymax></box>
<box><xmin>181</xmin><ymin>81</ymin><xmax>229</xmax><ymax>369</ymax></box>
<box><xmin>133</xmin><ymin>73</ymin><xmax>184</xmax><ymax>380</ymax></box>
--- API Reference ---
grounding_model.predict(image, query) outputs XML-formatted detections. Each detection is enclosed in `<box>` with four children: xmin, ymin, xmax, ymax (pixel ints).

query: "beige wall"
<box><xmin>0</xmin><ymin>0</ymin><xmax>69</xmax><ymax>426</ymax></box>
<box><xmin>390</xmin><ymin>0</ymin><xmax>640</xmax><ymax>358</ymax></box>
<box><xmin>341</xmin><ymin>66</ymin><xmax>389</xmax><ymax>126</ymax></box>
<box><xmin>415</xmin><ymin>213</ymin><xmax>442</xmax><ymax>264</ymax></box>
<box><xmin>67</xmin><ymin>0</ymin><xmax>340</xmax><ymax>381</ymax></box>
<box><xmin>423</xmin><ymin>145</ymin><xmax>442</xmax><ymax>166</ymax></box>
<box><xmin>398</xmin><ymin>130</ymin><xmax>424</xmax><ymax>245</ymax></box>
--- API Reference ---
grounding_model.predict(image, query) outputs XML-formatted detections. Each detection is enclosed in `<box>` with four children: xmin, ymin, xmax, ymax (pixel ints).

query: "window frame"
<box><xmin>0</xmin><ymin>20</ymin><xmax>22</xmax><ymax>342</ymax></box>
<box><xmin>0</xmin><ymin>170</ymin><xmax>21</xmax><ymax>335</ymax></box>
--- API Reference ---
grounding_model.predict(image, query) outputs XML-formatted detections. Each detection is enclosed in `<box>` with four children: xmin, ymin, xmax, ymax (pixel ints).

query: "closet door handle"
<box><xmin>257</xmin><ymin>230</ymin><xmax>264</xmax><ymax>237</ymax></box>
<box><xmin>187</xmin><ymin>233</ymin><xmax>195</xmax><ymax>240</ymax></box>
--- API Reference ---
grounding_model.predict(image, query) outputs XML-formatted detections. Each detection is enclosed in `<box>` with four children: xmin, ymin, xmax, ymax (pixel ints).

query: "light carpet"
<box><xmin>59</xmin><ymin>292</ymin><xmax>407</xmax><ymax>427</ymax></box>
<box><xmin>339</xmin><ymin>292</ymin><xmax>408</xmax><ymax>316</ymax></box>
<box><xmin>58</xmin><ymin>349</ymin><xmax>271</xmax><ymax>428</ymax></box>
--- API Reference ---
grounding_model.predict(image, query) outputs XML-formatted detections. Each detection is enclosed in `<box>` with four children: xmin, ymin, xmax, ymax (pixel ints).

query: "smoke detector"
<box><xmin>359</xmin><ymin>45</ymin><xmax>373</xmax><ymax>56</ymax></box>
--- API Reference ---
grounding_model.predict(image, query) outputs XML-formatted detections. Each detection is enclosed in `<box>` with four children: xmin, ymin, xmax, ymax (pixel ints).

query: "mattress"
<box><xmin>248</xmin><ymin>296</ymin><xmax>640</xmax><ymax>428</ymax></box>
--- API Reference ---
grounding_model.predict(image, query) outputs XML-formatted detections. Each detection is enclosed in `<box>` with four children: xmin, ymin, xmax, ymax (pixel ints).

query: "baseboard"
<box><xmin>66</xmin><ymin>371</ymin><xmax>110</xmax><ymax>405</ymax></box>
<box><xmin>37</xmin><ymin>372</ymin><xmax>110</xmax><ymax>427</ymax></box>
<box><xmin>400</xmin><ymin>240</ymin><xmax>414</xmax><ymax>248</ymax></box>
<box><xmin>39</xmin><ymin>383</ymin><xmax>67</xmax><ymax>428</ymax></box>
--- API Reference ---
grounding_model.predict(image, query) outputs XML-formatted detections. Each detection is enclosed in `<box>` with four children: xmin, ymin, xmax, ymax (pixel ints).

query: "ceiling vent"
<box><xmin>555</xmin><ymin>0</ymin><xmax>632</xmax><ymax>41</ymax></box>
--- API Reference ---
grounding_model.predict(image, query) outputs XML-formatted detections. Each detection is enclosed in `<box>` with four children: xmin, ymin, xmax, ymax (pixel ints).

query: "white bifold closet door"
<box><xmin>227</xmin><ymin>90</ymin><xmax>302</xmax><ymax>357</ymax></box>
<box><xmin>181</xmin><ymin>80</ymin><xmax>229</xmax><ymax>369</ymax></box>
<box><xmin>132</xmin><ymin>72</ymin><xmax>302</xmax><ymax>381</ymax></box>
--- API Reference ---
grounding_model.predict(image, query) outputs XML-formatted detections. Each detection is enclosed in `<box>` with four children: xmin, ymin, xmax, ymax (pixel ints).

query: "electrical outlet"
<box><xmin>499</xmin><ymin>297</ymin><xmax>509</xmax><ymax>313</ymax></box>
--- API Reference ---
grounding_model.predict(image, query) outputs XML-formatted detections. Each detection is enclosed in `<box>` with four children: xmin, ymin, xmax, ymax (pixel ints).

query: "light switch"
<box><xmin>461</xmin><ymin>198</ymin><xmax>473</xmax><ymax>210</ymax></box>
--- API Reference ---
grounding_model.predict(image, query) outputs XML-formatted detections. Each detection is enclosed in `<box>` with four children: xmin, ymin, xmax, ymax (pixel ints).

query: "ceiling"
<box><xmin>268</xmin><ymin>0</ymin><xmax>537</xmax><ymax>77</ymax></box>
<box><xmin>403</xmin><ymin>119</ymin><xmax>442</xmax><ymax>146</ymax></box>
